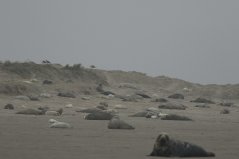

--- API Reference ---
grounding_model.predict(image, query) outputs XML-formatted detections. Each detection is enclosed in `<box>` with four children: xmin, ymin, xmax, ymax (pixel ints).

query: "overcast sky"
<box><xmin>0</xmin><ymin>0</ymin><xmax>239</xmax><ymax>84</ymax></box>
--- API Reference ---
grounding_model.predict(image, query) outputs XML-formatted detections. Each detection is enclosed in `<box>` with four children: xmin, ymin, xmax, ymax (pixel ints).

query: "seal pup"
<box><xmin>49</xmin><ymin>119</ymin><xmax>58</xmax><ymax>123</ymax></box>
<box><xmin>65</xmin><ymin>104</ymin><xmax>73</xmax><ymax>108</ymax></box>
<box><xmin>158</xmin><ymin>112</ymin><xmax>168</xmax><ymax>118</ymax></box>
<box><xmin>45</xmin><ymin>108</ymin><xmax>63</xmax><ymax>116</ymax></box>
<box><xmin>114</xmin><ymin>104</ymin><xmax>127</xmax><ymax>109</ymax></box>
<box><xmin>108</xmin><ymin>116</ymin><xmax>135</xmax><ymax>130</ymax></box>
<box><xmin>49</xmin><ymin>119</ymin><xmax>72</xmax><ymax>128</ymax></box>
<box><xmin>145</xmin><ymin>111</ymin><xmax>159</xmax><ymax>118</ymax></box>
<box><xmin>96</xmin><ymin>102</ymin><xmax>109</xmax><ymax>110</ymax></box>
<box><xmin>15</xmin><ymin>95</ymin><xmax>30</xmax><ymax>100</ymax></box>
<box><xmin>220</xmin><ymin>108</ymin><xmax>230</xmax><ymax>114</ymax></box>
<box><xmin>4</xmin><ymin>104</ymin><xmax>14</xmax><ymax>110</ymax></box>
<box><xmin>40</xmin><ymin>93</ymin><xmax>51</xmax><ymax>98</ymax></box>
<box><xmin>150</xmin><ymin>133</ymin><xmax>215</xmax><ymax>157</ymax></box>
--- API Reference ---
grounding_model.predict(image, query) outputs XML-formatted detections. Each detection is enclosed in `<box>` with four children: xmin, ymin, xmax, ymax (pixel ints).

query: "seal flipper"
<box><xmin>207</xmin><ymin>152</ymin><xmax>215</xmax><ymax>157</ymax></box>
<box><xmin>149</xmin><ymin>150</ymin><xmax>157</xmax><ymax>156</ymax></box>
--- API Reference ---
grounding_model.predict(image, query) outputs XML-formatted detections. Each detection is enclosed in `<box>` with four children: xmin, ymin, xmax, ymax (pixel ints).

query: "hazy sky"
<box><xmin>0</xmin><ymin>0</ymin><xmax>239</xmax><ymax>84</ymax></box>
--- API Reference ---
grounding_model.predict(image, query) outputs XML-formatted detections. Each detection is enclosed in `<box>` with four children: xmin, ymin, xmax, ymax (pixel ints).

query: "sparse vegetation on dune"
<box><xmin>0</xmin><ymin>61</ymin><xmax>107</xmax><ymax>83</ymax></box>
<box><xmin>0</xmin><ymin>61</ymin><xmax>64</xmax><ymax>80</ymax></box>
<box><xmin>0</xmin><ymin>61</ymin><xmax>239</xmax><ymax>99</ymax></box>
<box><xmin>0</xmin><ymin>81</ymin><xmax>40</xmax><ymax>95</ymax></box>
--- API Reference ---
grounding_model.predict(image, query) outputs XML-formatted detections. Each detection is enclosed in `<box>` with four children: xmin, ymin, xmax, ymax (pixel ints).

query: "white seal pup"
<box><xmin>49</xmin><ymin>121</ymin><xmax>72</xmax><ymax>129</ymax></box>
<box><xmin>49</xmin><ymin>119</ymin><xmax>58</xmax><ymax>123</ymax></box>
<box><xmin>114</xmin><ymin>104</ymin><xmax>127</xmax><ymax>109</ymax></box>
<box><xmin>45</xmin><ymin>108</ymin><xmax>63</xmax><ymax>116</ymax></box>
<box><xmin>65</xmin><ymin>104</ymin><xmax>73</xmax><ymax>108</ymax></box>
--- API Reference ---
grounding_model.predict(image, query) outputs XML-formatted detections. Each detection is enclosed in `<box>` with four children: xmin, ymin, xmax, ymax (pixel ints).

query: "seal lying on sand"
<box><xmin>158</xmin><ymin>103</ymin><xmax>186</xmax><ymax>110</ymax></box>
<box><xmin>161</xmin><ymin>114</ymin><xmax>192</xmax><ymax>121</ymax></box>
<box><xmin>45</xmin><ymin>108</ymin><xmax>63</xmax><ymax>116</ymax></box>
<box><xmin>129</xmin><ymin>110</ymin><xmax>159</xmax><ymax>118</ymax></box>
<box><xmin>96</xmin><ymin>102</ymin><xmax>109</xmax><ymax>110</ymax></box>
<box><xmin>220</xmin><ymin>108</ymin><xmax>230</xmax><ymax>114</ymax></box>
<box><xmin>38</xmin><ymin>106</ymin><xmax>49</xmax><ymax>111</ymax></box>
<box><xmin>108</xmin><ymin>116</ymin><xmax>135</xmax><ymax>129</ymax></box>
<box><xmin>129</xmin><ymin>111</ymin><xmax>151</xmax><ymax>117</ymax></box>
<box><xmin>4</xmin><ymin>104</ymin><xmax>14</xmax><ymax>110</ymax></box>
<box><xmin>150</xmin><ymin>133</ymin><xmax>215</xmax><ymax>157</ymax></box>
<box><xmin>195</xmin><ymin>104</ymin><xmax>210</xmax><ymax>108</ymax></box>
<box><xmin>168</xmin><ymin>93</ymin><xmax>184</xmax><ymax>99</ymax></box>
<box><xmin>190</xmin><ymin>97</ymin><xmax>215</xmax><ymax>104</ymax></box>
<box><xmin>76</xmin><ymin>108</ymin><xmax>102</xmax><ymax>113</ymax></box>
<box><xmin>16</xmin><ymin>108</ymin><xmax>46</xmax><ymax>115</ymax></box>
<box><xmin>151</xmin><ymin>98</ymin><xmax>168</xmax><ymax>103</ymax></box>
<box><xmin>49</xmin><ymin>120</ymin><xmax>72</xmax><ymax>129</ymax></box>
<box><xmin>84</xmin><ymin>111</ymin><xmax>114</xmax><ymax>120</ymax></box>
<box><xmin>49</xmin><ymin>119</ymin><xmax>58</xmax><ymax>123</ymax></box>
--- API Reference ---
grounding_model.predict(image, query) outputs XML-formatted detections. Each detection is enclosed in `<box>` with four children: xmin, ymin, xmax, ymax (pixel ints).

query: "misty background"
<box><xmin>0</xmin><ymin>0</ymin><xmax>238</xmax><ymax>84</ymax></box>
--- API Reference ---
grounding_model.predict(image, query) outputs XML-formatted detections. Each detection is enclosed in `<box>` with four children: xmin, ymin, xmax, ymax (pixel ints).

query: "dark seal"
<box><xmin>150</xmin><ymin>133</ymin><xmax>215</xmax><ymax>157</ymax></box>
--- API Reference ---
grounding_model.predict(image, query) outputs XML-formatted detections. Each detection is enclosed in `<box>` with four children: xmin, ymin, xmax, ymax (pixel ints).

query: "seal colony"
<box><xmin>150</xmin><ymin>133</ymin><xmax>215</xmax><ymax>157</ymax></box>
<box><xmin>2</xmin><ymin>61</ymin><xmax>238</xmax><ymax>158</ymax></box>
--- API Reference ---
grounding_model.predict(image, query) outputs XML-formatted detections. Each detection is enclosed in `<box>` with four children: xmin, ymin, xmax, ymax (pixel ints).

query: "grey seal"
<box><xmin>108</xmin><ymin>116</ymin><xmax>135</xmax><ymax>129</ymax></box>
<box><xmin>150</xmin><ymin>133</ymin><xmax>215</xmax><ymax>157</ymax></box>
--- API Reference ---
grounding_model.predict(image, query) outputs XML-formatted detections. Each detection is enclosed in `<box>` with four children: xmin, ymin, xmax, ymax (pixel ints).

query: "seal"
<box><xmin>161</xmin><ymin>114</ymin><xmax>192</xmax><ymax>121</ymax></box>
<box><xmin>129</xmin><ymin>111</ymin><xmax>150</xmax><ymax>117</ymax></box>
<box><xmin>50</xmin><ymin>121</ymin><xmax>72</xmax><ymax>129</ymax></box>
<box><xmin>16</xmin><ymin>108</ymin><xmax>46</xmax><ymax>115</ymax></box>
<box><xmin>4</xmin><ymin>104</ymin><xmax>14</xmax><ymax>110</ymax></box>
<box><xmin>129</xmin><ymin>111</ymin><xmax>158</xmax><ymax>118</ymax></box>
<box><xmin>76</xmin><ymin>107</ymin><xmax>102</xmax><ymax>113</ymax></box>
<box><xmin>84</xmin><ymin>111</ymin><xmax>114</xmax><ymax>120</ymax></box>
<box><xmin>108</xmin><ymin>116</ymin><xmax>135</xmax><ymax>129</ymax></box>
<box><xmin>150</xmin><ymin>133</ymin><xmax>215</xmax><ymax>157</ymax></box>
<box><xmin>45</xmin><ymin>108</ymin><xmax>63</xmax><ymax>116</ymax></box>
<box><xmin>158</xmin><ymin>103</ymin><xmax>186</xmax><ymax>110</ymax></box>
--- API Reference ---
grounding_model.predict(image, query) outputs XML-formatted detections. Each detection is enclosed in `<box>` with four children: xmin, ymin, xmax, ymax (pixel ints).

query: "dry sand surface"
<box><xmin>0</xmin><ymin>95</ymin><xmax>239</xmax><ymax>159</ymax></box>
